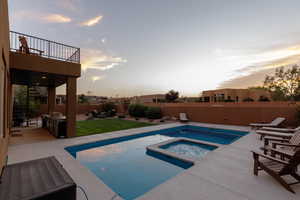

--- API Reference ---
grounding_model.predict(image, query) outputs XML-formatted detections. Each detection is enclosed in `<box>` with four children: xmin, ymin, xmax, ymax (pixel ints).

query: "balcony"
<box><xmin>10</xmin><ymin>31</ymin><xmax>80</xmax><ymax>64</ymax></box>
<box><xmin>9</xmin><ymin>31</ymin><xmax>81</xmax><ymax>84</ymax></box>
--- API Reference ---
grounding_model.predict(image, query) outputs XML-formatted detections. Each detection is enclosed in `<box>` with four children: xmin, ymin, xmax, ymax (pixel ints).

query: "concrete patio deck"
<box><xmin>7</xmin><ymin>122</ymin><xmax>300</xmax><ymax>200</ymax></box>
<box><xmin>9</xmin><ymin>127</ymin><xmax>55</xmax><ymax>146</ymax></box>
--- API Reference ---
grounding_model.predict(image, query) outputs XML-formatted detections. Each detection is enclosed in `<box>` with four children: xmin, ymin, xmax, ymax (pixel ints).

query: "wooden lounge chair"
<box><xmin>261</xmin><ymin>126</ymin><xmax>300</xmax><ymax>133</ymax></box>
<box><xmin>252</xmin><ymin>149</ymin><xmax>300</xmax><ymax>193</ymax></box>
<box><xmin>263</xmin><ymin>131</ymin><xmax>300</xmax><ymax>146</ymax></box>
<box><xmin>262</xmin><ymin>131</ymin><xmax>300</xmax><ymax>157</ymax></box>
<box><xmin>18</xmin><ymin>36</ymin><xmax>44</xmax><ymax>55</ymax></box>
<box><xmin>250</xmin><ymin>117</ymin><xmax>285</xmax><ymax>130</ymax></box>
<box><xmin>179</xmin><ymin>113</ymin><xmax>189</xmax><ymax>122</ymax></box>
<box><xmin>256</xmin><ymin>129</ymin><xmax>294</xmax><ymax>140</ymax></box>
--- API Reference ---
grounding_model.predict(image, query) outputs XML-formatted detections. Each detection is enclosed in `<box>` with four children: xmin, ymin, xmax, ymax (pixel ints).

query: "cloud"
<box><xmin>219</xmin><ymin>68</ymin><xmax>278</xmax><ymax>89</ymax></box>
<box><xmin>217</xmin><ymin>44</ymin><xmax>300</xmax><ymax>88</ymax></box>
<box><xmin>43</xmin><ymin>14</ymin><xmax>72</xmax><ymax>23</ymax></box>
<box><xmin>80</xmin><ymin>15</ymin><xmax>103</xmax><ymax>27</ymax></box>
<box><xmin>81</xmin><ymin>49</ymin><xmax>127</xmax><ymax>71</ymax></box>
<box><xmin>13</xmin><ymin>11</ymin><xmax>71</xmax><ymax>23</ymax></box>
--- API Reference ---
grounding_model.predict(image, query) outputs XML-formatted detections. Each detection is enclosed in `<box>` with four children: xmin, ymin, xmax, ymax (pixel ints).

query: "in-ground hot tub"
<box><xmin>147</xmin><ymin>138</ymin><xmax>221</xmax><ymax>164</ymax></box>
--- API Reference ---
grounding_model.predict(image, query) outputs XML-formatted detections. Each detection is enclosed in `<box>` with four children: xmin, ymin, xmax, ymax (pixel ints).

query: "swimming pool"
<box><xmin>65</xmin><ymin>125</ymin><xmax>248</xmax><ymax>200</ymax></box>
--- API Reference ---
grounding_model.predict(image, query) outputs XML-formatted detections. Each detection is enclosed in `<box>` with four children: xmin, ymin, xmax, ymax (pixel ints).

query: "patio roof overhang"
<box><xmin>10</xmin><ymin>68</ymin><xmax>67</xmax><ymax>87</ymax></box>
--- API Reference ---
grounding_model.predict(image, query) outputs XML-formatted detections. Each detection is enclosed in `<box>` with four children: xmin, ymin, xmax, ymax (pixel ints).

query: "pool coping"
<box><xmin>146</xmin><ymin>137</ymin><xmax>222</xmax><ymax>164</ymax></box>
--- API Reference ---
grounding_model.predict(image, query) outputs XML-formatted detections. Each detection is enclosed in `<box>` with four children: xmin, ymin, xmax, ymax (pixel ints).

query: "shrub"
<box><xmin>165</xmin><ymin>90</ymin><xmax>179</xmax><ymax>102</ymax></box>
<box><xmin>258</xmin><ymin>96</ymin><xmax>270</xmax><ymax>102</ymax></box>
<box><xmin>128</xmin><ymin>104</ymin><xmax>148</xmax><ymax>117</ymax></box>
<box><xmin>243</xmin><ymin>97</ymin><xmax>254</xmax><ymax>102</ymax></box>
<box><xmin>296</xmin><ymin>106</ymin><xmax>300</xmax><ymax>124</ymax></box>
<box><xmin>146</xmin><ymin>107</ymin><xmax>162</xmax><ymax>119</ymax></box>
<box><xmin>224</xmin><ymin>99</ymin><xmax>235</xmax><ymax>102</ymax></box>
<box><xmin>102</xmin><ymin>102</ymin><xmax>117</xmax><ymax>116</ymax></box>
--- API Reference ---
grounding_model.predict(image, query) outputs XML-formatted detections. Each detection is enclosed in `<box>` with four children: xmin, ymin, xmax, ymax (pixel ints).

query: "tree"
<box><xmin>165</xmin><ymin>90</ymin><xmax>179</xmax><ymax>102</ymax></box>
<box><xmin>264</xmin><ymin>65</ymin><xmax>300</xmax><ymax>101</ymax></box>
<box><xmin>13</xmin><ymin>85</ymin><xmax>41</xmax><ymax>120</ymax></box>
<box><xmin>14</xmin><ymin>85</ymin><xmax>27</xmax><ymax>105</ymax></box>
<box><xmin>270</xmin><ymin>87</ymin><xmax>286</xmax><ymax>101</ymax></box>
<box><xmin>78</xmin><ymin>94</ymin><xmax>88</xmax><ymax>104</ymax></box>
<box><xmin>248</xmin><ymin>86</ymin><xmax>269</xmax><ymax>91</ymax></box>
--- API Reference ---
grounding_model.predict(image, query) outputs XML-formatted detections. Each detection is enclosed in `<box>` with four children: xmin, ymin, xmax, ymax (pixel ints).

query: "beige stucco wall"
<box><xmin>202</xmin><ymin>89</ymin><xmax>271</xmax><ymax>102</ymax></box>
<box><xmin>0</xmin><ymin>0</ymin><xmax>10</xmax><ymax>172</ymax></box>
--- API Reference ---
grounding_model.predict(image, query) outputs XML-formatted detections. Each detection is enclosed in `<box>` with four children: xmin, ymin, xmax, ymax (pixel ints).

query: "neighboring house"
<box><xmin>97</xmin><ymin>96</ymin><xmax>109</xmax><ymax>103</ymax></box>
<box><xmin>58</xmin><ymin>95</ymin><xmax>109</xmax><ymax>105</ymax></box>
<box><xmin>109</xmin><ymin>97</ymin><xmax>131</xmax><ymax>104</ymax></box>
<box><xmin>131</xmin><ymin>94</ymin><xmax>166</xmax><ymax>104</ymax></box>
<box><xmin>200</xmin><ymin>88</ymin><xmax>271</xmax><ymax>102</ymax></box>
<box><xmin>83</xmin><ymin>95</ymin><xmax>108</xmax><ymax>104</ymax></box>
<box><xmin>179</xmin><ymin>97</ymin><xmax>201</xmax><ymax>103</ymax></box>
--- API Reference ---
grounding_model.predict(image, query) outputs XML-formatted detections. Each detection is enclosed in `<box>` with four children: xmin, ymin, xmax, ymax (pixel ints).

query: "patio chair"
<box><xmin>252</xmin><ymin>149</ymin><xmax>300</xmax><ymax>193</ymax></box>
<box><xmin>262</xmin><ymin>131</ymin><xmax>300</xmax><ymax>157</ymax></box>
<box><xmin>91</xmin><ymin>109</ymin><xmax>99</xmax><ymax>118</ymax></box>
<box><xmin>249</xmin><ymin>117</ymin><xmax>285</xmax><ymax>130</ymax></box>
<box><xmin>179</xmin><ymin>113</ymin><xmax>189</xmax><ymax>122</ymax></box>
<box><xmin>256</xmin><ymin>129</ymin><xmax>294</xmax><ymax>140</ymax></box>
<box><xmin>18</xmin><ymin>36</ymin><xmax>44</xmax><ymax>55</ymax></box>
<box><xmin>261</xmin><ymin>126</ymin><xmax>300</xmax><ymax>133</ymax></box>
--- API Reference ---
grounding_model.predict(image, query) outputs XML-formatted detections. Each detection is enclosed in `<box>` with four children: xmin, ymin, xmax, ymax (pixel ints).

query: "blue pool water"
<box><xmin>160</xmin><ymin>141</ymin><xmax>217</xmax><ymax>159</ymax></box>
<box><xmin>65</xmin><ymin>125</ymin><xmax>248</xmax><ymax>200</ymax></box>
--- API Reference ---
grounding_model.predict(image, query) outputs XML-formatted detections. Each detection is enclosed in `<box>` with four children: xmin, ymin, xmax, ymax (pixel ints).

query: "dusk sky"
<box><xmin>8</xmin><ymin>0</ymin><xmax>300</xmax><ymax>97</ymax></box>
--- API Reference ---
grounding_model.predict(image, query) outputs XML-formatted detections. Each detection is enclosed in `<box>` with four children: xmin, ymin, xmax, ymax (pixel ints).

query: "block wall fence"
<box><xmin>38</xmin><ymin>104</ymin><xmax>126</xmax><ymax>115</ymax></box>
<box><xmin>39</xmin><ymin>102</ymin><xmax>300</xmax><ymax>127</ymax></box>
<box><xmin>146</xmin><ymin>102</ymin><xmax>300</xmax><ymax>127</ymax></box>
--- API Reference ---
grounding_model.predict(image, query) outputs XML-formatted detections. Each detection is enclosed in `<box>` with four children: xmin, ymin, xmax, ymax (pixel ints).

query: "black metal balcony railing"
<box><xmin>10</xmin><ymin>31</ymin><xmax>80</xmax><ymax>64</ymax></box>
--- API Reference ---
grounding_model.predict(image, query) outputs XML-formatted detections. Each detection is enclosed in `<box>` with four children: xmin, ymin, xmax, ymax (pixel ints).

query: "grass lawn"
<box><xmin>76</xmin><ymin>118</ymin><xmax>154</xmax><ymax>137</ymax></box>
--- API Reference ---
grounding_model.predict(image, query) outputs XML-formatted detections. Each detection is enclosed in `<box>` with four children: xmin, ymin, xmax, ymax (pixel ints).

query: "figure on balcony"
<box><xmin>18</xmin><ymin>36</ymin><xmax>44</xmax><ymax>55</ymax></box>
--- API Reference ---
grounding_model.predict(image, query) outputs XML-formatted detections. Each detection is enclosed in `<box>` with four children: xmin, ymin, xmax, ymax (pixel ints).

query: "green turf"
<box><xmin>76</xmin><ymin>118</ymin><xmax>154</xmax><ymax>137</ymax></box>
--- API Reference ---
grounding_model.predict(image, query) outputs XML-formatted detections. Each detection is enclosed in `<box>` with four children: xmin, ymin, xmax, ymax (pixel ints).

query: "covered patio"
<box><xmin>9</xmin><ymin>31</ymin><xmax>81</xmax><ymax>138</ymax></box>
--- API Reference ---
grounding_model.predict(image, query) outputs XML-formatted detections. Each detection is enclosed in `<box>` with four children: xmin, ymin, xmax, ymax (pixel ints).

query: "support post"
<box><xmin>48</xmin><ymin>86</ymin><xmax>56</xmax><ymax>114</ymax></box>
<box><xmin>66</xmin><ymin>77</ymin><xmax>76</xmax><ymax>137</ymax></box>
<box><xmin>26</xmin><ymin>85</ymin><xmax>29</xmax><ymax>126</ymax></box>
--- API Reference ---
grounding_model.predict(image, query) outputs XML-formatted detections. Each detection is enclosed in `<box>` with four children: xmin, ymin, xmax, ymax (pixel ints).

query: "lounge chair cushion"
<box><xmin>250</xmin><ymin>117</ymin><xmax>285</xmax><ymax>127</ymax></box>
<box><xmin>256</xmin><ymin>130</ymin><xmax>293</xmax><ymax>138</ymax></box>
<box><xmin>261</xmin><ymin>127</ymin><xmax>299</xmax><ymax>133</ymax></box>
<box><xmin>250</xmin><ymin>123</ymin><xmax>274</xmax><ymax>127</ymax></box>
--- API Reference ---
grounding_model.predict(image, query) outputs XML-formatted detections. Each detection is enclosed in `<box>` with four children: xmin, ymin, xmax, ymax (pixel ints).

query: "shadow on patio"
<box><xmin>9</xmin><ymin>127</ymin><xmax>56</xmax><ymax>146</ymax></box>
